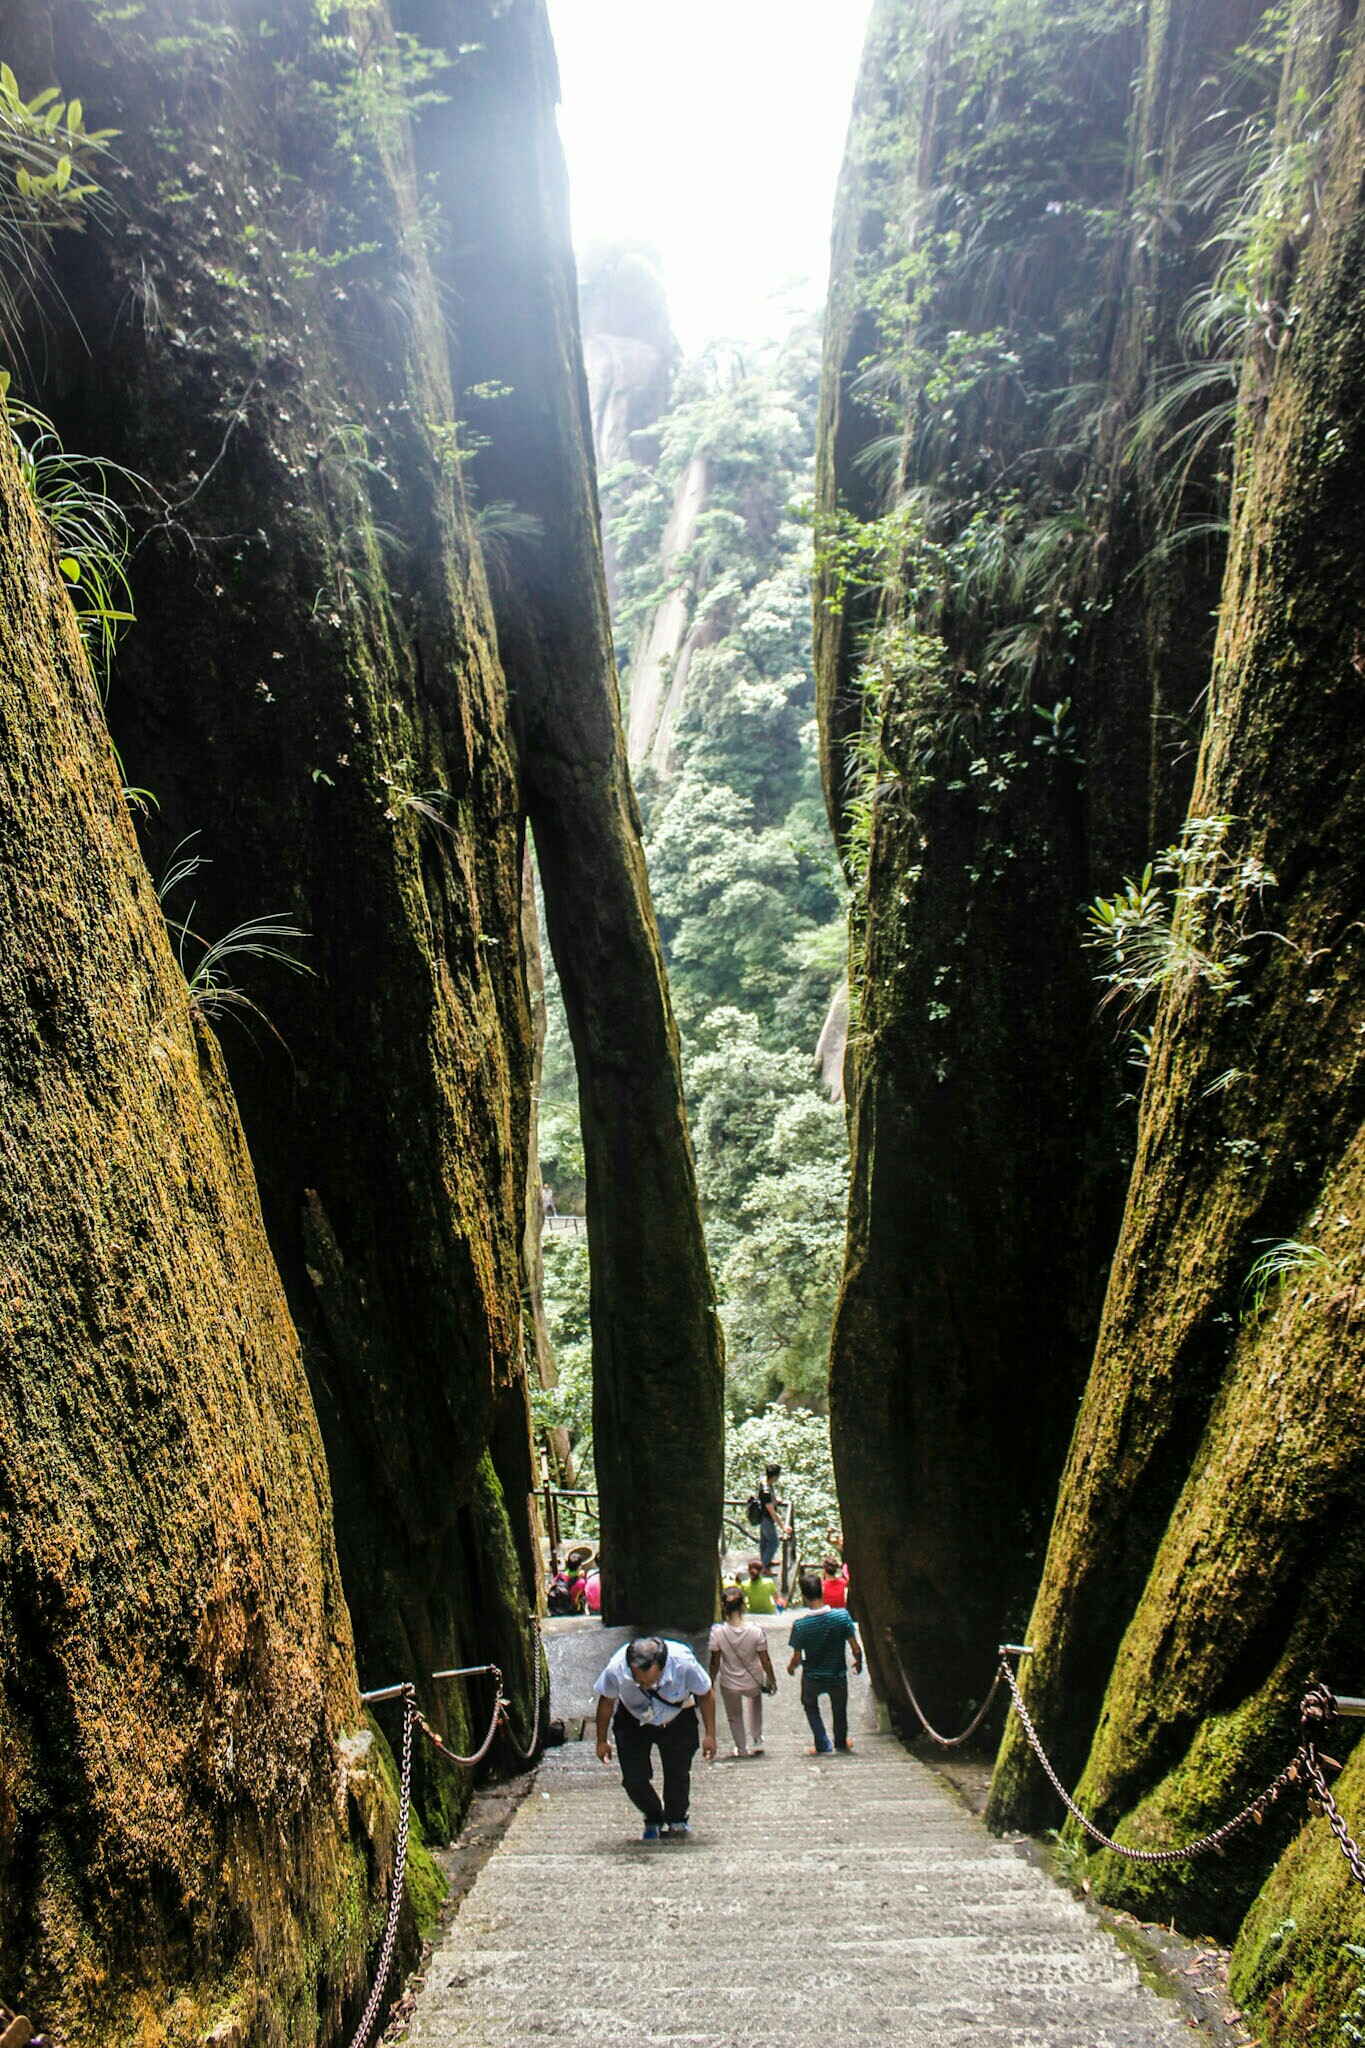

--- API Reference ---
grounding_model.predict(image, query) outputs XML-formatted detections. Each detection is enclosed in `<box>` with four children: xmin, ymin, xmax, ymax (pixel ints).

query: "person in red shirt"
<box><xmin>821</xmin><ymin>1557</ymin><xmax>848</xmax><ymax>1608</ymax></box>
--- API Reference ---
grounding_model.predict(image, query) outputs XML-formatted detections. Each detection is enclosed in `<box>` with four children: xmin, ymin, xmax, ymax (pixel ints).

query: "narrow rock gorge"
<box><xmin>0</xmin><ymin>0</ymin><xmax>721</xmax><ymax>2030</ymax></box>
<box><xmin>4</xmin><ymin>0</ymin><xmax>1365</xmax><ymax>2039</ymax></box>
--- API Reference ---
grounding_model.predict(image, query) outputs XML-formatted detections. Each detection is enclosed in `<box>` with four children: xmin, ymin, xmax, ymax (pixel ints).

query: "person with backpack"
<box><xmin>754</xmin><ymin>1462</ymin><xmax>788</xmax><ymax>1572</ymax></box>
<box><xmin>787</xmin><ymin>1569</ymin><xmax>863</xmax><ymax>1755</ymax></box>
<box><xmin>708</xmin><ymin>1585</ymin><xmax>778</xmax><ymax>1757</ymax></box>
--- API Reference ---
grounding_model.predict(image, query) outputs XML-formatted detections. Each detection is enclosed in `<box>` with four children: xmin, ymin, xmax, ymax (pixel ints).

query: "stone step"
<box><xmin>404</xmin><ymin>1628</ymin><xmax>1190</xmax><ymax>2047</ymax></box>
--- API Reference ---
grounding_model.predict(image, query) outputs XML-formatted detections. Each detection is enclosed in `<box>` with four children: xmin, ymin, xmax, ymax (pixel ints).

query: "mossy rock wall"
<box><xmin>815</xmin><ymin>0</ymin><xmax>1254</xmax><ymax>1721</ymax></box>
<box><xmin>0</xmin><ymin>419</ymin><xmax>387</xmax><ymax>2044</ymax></box>
<box><xmin>1231</xmin><ymin>1741</ymin><xmax>1365</xmax><ymax>2047</ymax></box>
<box><xmin>401</xmin><ymin>0</ymin><xmax>725</xmax><ymax>1631</ymax></box>
<box><xmin>4</xmin><ymin>0</ymin><xmax>544</xmax><ymax>1819</ymax></box>
<box><xmin>988</xmin><ymin>0</ymin><xmax>1365</xmax><ymax>1991</ymax></box>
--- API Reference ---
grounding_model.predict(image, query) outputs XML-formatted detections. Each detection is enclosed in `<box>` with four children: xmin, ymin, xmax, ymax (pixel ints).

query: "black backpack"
<box><xmin>745</xmin><ymin>1493</ymin><xmax>763</xmax><ymax>1526</ymax></box>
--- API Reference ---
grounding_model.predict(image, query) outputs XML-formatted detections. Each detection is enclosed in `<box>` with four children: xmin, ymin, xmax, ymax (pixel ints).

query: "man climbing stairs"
<box><xmin>404</xmin><ymin>1623</ymin><xmax>1190</xmax><ymax>2046</ymax></box>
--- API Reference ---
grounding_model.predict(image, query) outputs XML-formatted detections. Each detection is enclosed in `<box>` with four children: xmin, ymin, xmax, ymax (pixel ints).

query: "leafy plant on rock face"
<box><xmin>379</xmin><ymin>759</ymin><xmax>455</xmax><ymax>835</ymax></box>
<box><xmin>1123</xmin><ymin>14</ymin><xmax>1345</xmax><ymax>547</ymax></box>
<box><xmin>4</xmin><ymin>395</ymin><xmax>142</xmax><ymax>692</ymax></box>
<box><xmin>183</xmin><ymin>913</ymin><xmax>313</xmax><ymax>1026</ymax></box>
<box><xmin>158</xmin><ymin>843</ymin><xmax>312</xmax><ymax>1031</ymax></box>
<box><xmin>1085</xmin><ymin>816</ymin><xmax>1278</xmax><ymax>1051</ymax></box>
<box><xmin>1240</xmin><ymin>1239</ymin><xmax>1331</xmax><ymax>1324</ymax></box>
<box><xmin>0</xmin><ymin>61</ymin><xmax>114</xmax><ymax>357</ymax></box>
<box><xmin>470</xmin><ymin>498</ymin><xmax>543</xmax><ymax>587</ymax></box>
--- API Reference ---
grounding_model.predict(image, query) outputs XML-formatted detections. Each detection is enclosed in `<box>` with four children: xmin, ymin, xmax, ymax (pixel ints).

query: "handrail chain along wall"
<box><xmin>888</xmin><ymin>1641</ymin><xmax>1365</xmax><ymax>1894</ymax></box>
<box><xmin>348</xmin><ymin>1615</ymin><xmax>547</xmax><ymax>2046</ymax></box>
<box><xmin>347</xmin><ymin>1684</ymin><xmax>415</xmax><ymax>2048</ymax></box>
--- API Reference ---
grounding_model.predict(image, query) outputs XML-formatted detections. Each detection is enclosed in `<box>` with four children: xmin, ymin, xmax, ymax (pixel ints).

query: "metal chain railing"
<box><xmin>349</xmin><ymin>1614</ymin><xmax>547</xmax><ymax>2047</ymax></box>
<box><xmin>1000</xmin><ymin>1655</ymin><xmax>1311</xmax><ymax>1866</ymax></box>
<box><xmin>888</xmin><ymin>1637</ymin><xmax>1365</xmax><ymax>1893</ymax></box>
<box><xmin>885</xmin><ymin>1632</ymin><xmax>1007</xmax><ymax>1748</ymax></box>
<box><xmin>1302</xmin><ymin>1684</ymin><xmax>1365</xmax><ymax>1891</ymax></box>
<box><xmin>347</xmin><ymin>1682</ymin><xmax>415</xmax><ymax>2048</ymax></box>
<box><xmin>499</xmin><ymin>1614</ymin><xmax>547</xmax><ymax>1767</ymax></box>
<box><xmin>420</xmin><ymin>1663</ymin><xmax>506</xmax><ymax>1768</ymax></box>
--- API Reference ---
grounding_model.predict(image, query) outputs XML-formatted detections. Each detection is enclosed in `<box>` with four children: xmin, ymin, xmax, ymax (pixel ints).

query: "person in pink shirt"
<box><xmin>584</xmin><ymin>1565</ymin><xmax>602</xmax><ymax>1614</ymax></box>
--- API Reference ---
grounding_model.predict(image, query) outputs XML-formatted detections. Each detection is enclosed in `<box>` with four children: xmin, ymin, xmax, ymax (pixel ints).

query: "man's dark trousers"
<box><xmin>801</xmin><ymin>1673</ymin><xmax>849</xmax><ymax>1752</ymax></box>
<box><xmin>613</xmin><ymin>1705</ymin><xmax>699</xmax><ymax>1824</ymax></box>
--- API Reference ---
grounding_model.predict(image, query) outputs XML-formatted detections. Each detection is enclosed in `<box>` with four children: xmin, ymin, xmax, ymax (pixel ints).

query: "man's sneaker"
<box><xmin>663</xmin><ymin>1820</ymin><xmax>692</xmax><ymax>1837</ymax></box>
<box><xmin>641</xmin><ymin>1822</ymin><xmax>662</xmax><ymax>1842</ymax></box>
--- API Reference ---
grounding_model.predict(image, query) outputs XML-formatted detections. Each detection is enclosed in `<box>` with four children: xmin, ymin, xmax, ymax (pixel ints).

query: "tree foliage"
<box><xmin>537</xmin><ymin>322</ymin><xmax>849</xmax><ymax>1461</ymax></box>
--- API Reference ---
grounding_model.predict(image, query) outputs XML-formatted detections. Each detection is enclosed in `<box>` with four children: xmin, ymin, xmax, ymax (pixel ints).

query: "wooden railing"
<box><xmin>537</xmin><ymin>1478</ymin><xmax>798</xmax><ymax>1602</ymax></box>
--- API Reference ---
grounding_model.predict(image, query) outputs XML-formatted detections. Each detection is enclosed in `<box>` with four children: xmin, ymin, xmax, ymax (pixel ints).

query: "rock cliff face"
<box><xmin>0</xmin><ymin>425</ymin><xmax>384</xmax><ymax>2045</ymax></box>
<box><xmin>816</xmin><ymin>0</ymin><xmax>1226</xmax><ymax>1719</ymax></box>
<box><xmin>6</xmin><ymin>0</ymin><xmax>544</xmax><ymax>1827</ymax></box>
<box><xmin>823</xmin><ymin>0</ymin><xmax>1365</xmax><ymax>2032</ymax></box>
<box><xmin>0</xmin><ymin>0</ymin><xmax>722</xmax><ymax>2027</ymax></box>
<box><xmin>991</xmin><ymin>0</ymin><xmax>1365</xmax><ymax>1968</ymax></box>
<box><xmin>577</xmin><ymin>241</ymin><xmax>708</xmax><ymax>773</ymax></box>
<box><xmin>396</xmin><ymin>0</ymin><xmax>725</xmax><ymax>1632</ymax></box>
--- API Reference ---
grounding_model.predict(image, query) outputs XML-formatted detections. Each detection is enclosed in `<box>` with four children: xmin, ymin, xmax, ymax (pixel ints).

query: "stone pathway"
<box><xmin>404</xmin><ymin>1621</ymin><xmax>1190</xmax><ymax>2047</ymax></box>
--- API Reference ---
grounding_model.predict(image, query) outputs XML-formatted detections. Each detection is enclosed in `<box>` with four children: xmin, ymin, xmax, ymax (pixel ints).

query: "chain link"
<box><xmin>885</xmin><ymin>1632</ymin><xmax>1005</xmax><ymax>1748</ymax></box>
<box><xmin>348</xmin><ymin>1683</ymin><xmax>415</xmax><ymax>2048</ymax></box>
<box><xmin>416</xmin><ymin>1670</ymin><xmax>505</xmax><ymax>1769</ymax></box>
<box><xmin>499</xmin><ymin>1613</ymin><xmax>546</xmax><ymax>1767</ymax></box>
<box><xmin>999</xmin><ymin>1656</ymin><xmax>1316</xmax><ymax>1866</ymax></box>
<box><xmin>888</xmin><ymin>1638</ymin><xmax>1365</xmax><ymax>1881</ymax></box>
<box><xmin>1299</xmin><ymin>1684</ymin><xmax>1365</xmax><ymax>1893</ymax></box>
<box><xmin>347</xmin><ymin>1622</ymin><xmax>544</xmax><ymax>2046</ymax></box>
<box><xmin>1305</xmin><ymin>1753</ymin><xmax>1365</xmax><ymax>1890</ymax></box>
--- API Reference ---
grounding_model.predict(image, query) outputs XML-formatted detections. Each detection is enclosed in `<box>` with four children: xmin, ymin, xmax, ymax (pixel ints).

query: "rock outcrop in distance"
<box><xmin>403</xmin><ymin>0</ymin><xmax>724</xmax><ymax>1632</ymax></box>
<box><xmin>579</xmin><ymin>239</ymin><xmax>680</xmax><ymax>613</ymax></box>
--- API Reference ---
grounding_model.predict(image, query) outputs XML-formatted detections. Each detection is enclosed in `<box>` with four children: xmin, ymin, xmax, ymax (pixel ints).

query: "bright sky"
<box><xmin>546</xmin><ymin>1</ymin><xmax>875</xmax><ymax>354</ymax></box>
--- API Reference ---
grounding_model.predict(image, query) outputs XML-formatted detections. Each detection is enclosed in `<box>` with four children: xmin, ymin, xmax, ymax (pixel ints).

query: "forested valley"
<box><xmin>1</xmin><ymin>0</ymin><xmax>1363</xmax><ymax>2043</ymax></box>
<box><xmin>533</xmin><ymin>260</ymin><xmax>847</xmax><ymax>1526</ymax></box>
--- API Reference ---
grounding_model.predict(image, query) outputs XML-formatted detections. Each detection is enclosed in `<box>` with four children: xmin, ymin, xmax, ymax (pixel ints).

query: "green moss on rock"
<box><xmin>1231</xmin><ymin>1742</ymin><xmax>1365</xmax><ymax>2047</ymax></box>
<box><xmin>0</xmin><ymin>415</ymin><xmax>384</xmax><ymax>2042</ymax></box>
<box><xmin>8</xmin><ymin>0</ymin><xmax>543</xmax><ymax>1784</ymax></box>
<box><xmin>989</xmin><ymin>0</ymin><xmax>1365</xmax><ymax>1968</ymax></box>
<box><xmin>817</xmin><ymin>0</ymin><xmax>1246</xmax><ymax>1725</ymax></box>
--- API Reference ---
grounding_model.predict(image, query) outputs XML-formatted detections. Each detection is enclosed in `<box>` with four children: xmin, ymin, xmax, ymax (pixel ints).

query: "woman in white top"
<box><xmin>708</xmin><ymin>1585</ymin><xmax>778</xmax><ymax>1756</ymax></box>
